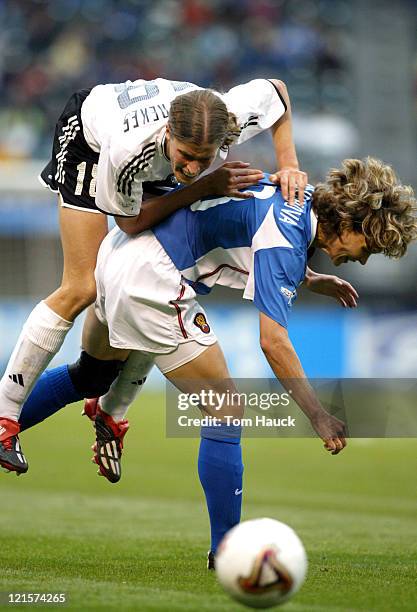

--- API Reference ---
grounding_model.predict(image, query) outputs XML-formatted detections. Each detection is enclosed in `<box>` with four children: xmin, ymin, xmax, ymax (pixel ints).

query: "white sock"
<box><xmin>100</xmin><ymin>351</ymin><xmax>155</xmax><ymax>422</ymax></box>
<box><xmin>0</xmin><ymin>301</ymin><xmax>73</xmax><ymax>421</ymax></box>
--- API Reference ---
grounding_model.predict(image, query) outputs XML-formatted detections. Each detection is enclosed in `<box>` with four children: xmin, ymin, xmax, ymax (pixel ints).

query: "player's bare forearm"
<box><xmin>259</xmin><ymin>312</ymin><xmax>346</xmax><ymax>453</ymax></box>
<box><xmin>259</xmin><ymin>313</ymin><xmax>322</xmax><ymax>419</ymax></box>
<box><xmin>116</xmin><ymin>162</ymin><xmax>264</xmax><ymax>235</ymax></box>
<box><xmin>116</xmin><ymin>179</ymin><xmax>209</xmax><ymax>234</ymax></box>
<box><xmin>268</xmin><ymin>79</ymin><xmax>307</xmax><ymax>205</ymax></box>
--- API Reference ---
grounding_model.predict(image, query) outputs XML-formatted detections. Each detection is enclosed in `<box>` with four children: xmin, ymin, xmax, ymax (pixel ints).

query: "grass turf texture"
<box><xmin>1</xmin><ymin>393</ymin><xmax>416</xmax><ymax>611</ymax></box>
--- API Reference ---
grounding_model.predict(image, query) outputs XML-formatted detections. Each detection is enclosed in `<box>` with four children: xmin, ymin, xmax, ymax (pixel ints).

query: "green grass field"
<box><xmin>1</xmin><ymin>393</ymin><xmax>416</xmax><ymax>611</ymax></box>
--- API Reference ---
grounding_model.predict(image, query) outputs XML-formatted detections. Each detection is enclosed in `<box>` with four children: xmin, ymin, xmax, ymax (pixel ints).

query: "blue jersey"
<box><xmin>153</xmin><ymin>179</ymin><xmax>317</xmax><ymax>328</ymax></box>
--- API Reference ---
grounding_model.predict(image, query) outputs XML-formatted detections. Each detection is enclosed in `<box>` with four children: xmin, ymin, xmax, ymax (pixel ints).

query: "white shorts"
<box><xmin>147</xmin><ymin>340</ymin><xmax>210</xmax><ymax>374</ymax></box>
<box><xmin>94</xmin><ymin>228</ymin><xmax>217</xmax><ymax>353</ymax></box>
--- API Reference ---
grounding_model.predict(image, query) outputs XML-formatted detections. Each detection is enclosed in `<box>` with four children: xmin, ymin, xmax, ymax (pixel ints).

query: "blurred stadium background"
<box><xmin>1</xmin><ymin>0</ymin><xmax>417</xmax><ymax>381</ymax></box>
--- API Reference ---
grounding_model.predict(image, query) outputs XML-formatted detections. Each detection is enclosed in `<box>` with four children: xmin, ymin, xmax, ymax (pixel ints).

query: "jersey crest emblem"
<box><xmin>194</xmin><ymin>313</ymin><xmax>210</xmax><ymax>334</ymax></box>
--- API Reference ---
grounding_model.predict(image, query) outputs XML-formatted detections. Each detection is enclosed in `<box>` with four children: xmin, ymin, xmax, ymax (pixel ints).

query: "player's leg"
<box><xmin>19</xmin><ymin>365</ymin><xmax>82</xmax><ymax>432</ymax></box>
<box><xmin>19</xmin><ymin>305</ymin><xmax>126</xmax><ymax>432</ymax></box>
<box><xmin>97</xmin><ymin>351</ymin><xmax>154</xmax><ymax>422</ymax></box>
<box><xmin>0</xmin><ymin>204</ymin><xmax>108</xmax><ymax>474</ymax></box>
<box><xmin>19</xmin><ymin>284</ymin><xmax>152</xmax><ymax>481</ymax></box>
<box><xmin>47</xmin><ymin>204</ymin><xmax>108</xmax><ymax>321</ymax></box>
<box><xmin>160</xmin><ymin>342</ymin><xmax>243</xmax><ymax>418</ymax></box>
<box><xmin>82</xmin><ymin>350</ymin><xmax>155</xmax><ymax>482</ymax></box>
<box><xmin>0</xmin><ymin>87</ymin><xmax>109</xmax><ymax>472</ymax></box>
<box><xmin>77</xmin><ymin>306</ymin><xmax>142</xmax><ymax>482</ymax></box>
<box><xmin>78</xmin><ymin>308</ymin><xmax>154</xmax><ymax>482</ymax></box>
<box><xmin>157</xmin><ymin>343</ymin><xmax>244</xmax><ymax>564</ymax></box>
<box><xmin>0</xmin><ymin>205</ymin><xmax>107</xmax><ymax>410</ymax></box>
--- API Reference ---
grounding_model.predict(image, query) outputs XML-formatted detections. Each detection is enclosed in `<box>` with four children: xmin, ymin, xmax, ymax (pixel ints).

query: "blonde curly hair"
<box><xmin>313</xmin><ymin>157</ymin><xmax>417</xmax><ymax>258</ymax></box>
<box><xmin>168</xmin><ymin>89</ymin><xmax>240</xmax><ymax>149</ymax></box>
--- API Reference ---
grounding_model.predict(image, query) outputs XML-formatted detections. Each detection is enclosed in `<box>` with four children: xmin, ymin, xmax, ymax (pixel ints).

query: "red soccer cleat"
<box><xmin>0</xmin><ymin>418</ymin><xmax>28</xmax><ymax>475</ymax></box>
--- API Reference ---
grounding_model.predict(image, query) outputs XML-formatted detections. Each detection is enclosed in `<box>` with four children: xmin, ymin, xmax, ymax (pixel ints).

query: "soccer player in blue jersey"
<box><xmin>12</xmin><ymin>157</ymin><xmax>417</xmax><ymax>566</ymax></box>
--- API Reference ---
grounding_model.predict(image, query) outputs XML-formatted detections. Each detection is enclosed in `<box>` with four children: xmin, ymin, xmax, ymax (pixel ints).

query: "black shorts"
<box><xmin>39</xmin><ymin>88</ymin><xmax>100</xmax><ymax>213</ymax></box>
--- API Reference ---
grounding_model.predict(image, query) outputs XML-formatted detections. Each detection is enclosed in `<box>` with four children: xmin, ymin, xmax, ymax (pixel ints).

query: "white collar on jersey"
<box><xmin>309</xmin><ymin>209</ymin><xmax>318</xmax><ymax>246</ymax></box>
<box><xmin>157</xmin><ymin>127</ymin><xmax>170</xmax><ymax>162</ymax></box>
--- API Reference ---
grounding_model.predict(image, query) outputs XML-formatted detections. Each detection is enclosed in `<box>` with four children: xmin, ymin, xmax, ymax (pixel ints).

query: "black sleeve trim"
<box><xmin>267</xmin><ymin>79</ymin><xmax>288</xmax><ymax>114</ymax></box>
<box><xmin>95</xmin><ymin>203</ymin><xmax>138</xmax><ymax>218</ymax></box>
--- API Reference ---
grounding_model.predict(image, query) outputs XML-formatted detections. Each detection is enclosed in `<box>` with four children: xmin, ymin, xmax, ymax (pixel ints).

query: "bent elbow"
<box><xmin>115</xmin><ymin>216</ymin><xmax>139</xmax><ymax>235</ymax></box>
<box><xmin>124</xmin><ymin>224</ymin><xmax>140</xmax><ymax>236</ymax></box>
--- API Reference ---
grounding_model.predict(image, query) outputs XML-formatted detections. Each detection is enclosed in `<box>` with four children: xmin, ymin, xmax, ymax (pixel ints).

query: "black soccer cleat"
<box><xmin>0</xmin><ymin>418</ymin><xmax>28</xmax><ymax>475</ymax></box>
<box><xmin>207</xmin><ymin>550</ymin><xmax>216</xmax><ymax>571</ymax></box>
<box><xmin>85</xmin><ymin>400</ymin><xmax>129</xmax><ymax>484</ymax></box>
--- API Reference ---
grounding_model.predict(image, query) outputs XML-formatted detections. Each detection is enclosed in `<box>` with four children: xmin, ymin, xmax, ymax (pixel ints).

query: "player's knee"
<box><xmin>59</xmin><ymin>279</ymin><xmax>97</xmax><ymax>313</ymax></box>
<box><xmin>72</xmin><ymin>280</ymin><xmax>97</xmax><ymax>310</ymax></box>
<box><xmin>68</xmin><ymin>350</ymin><xmax>124</xmax><ymax>397</ymax></box>
<box><xmin>80</xmin><ymin>280</ymin><xmax>98</xmax><ymax>306</ymax></box>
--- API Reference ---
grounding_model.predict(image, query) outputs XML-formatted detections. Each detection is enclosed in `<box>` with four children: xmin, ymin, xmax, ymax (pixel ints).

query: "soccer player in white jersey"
<box><xmin>0</xmin><ymin>77</ymin><xmax>309</xmax><ymax>469</ymax></box>
<box><xmin>14</xmin><ymin>159</ymin><xmax>417</xmax><ymax>568</ymax></box>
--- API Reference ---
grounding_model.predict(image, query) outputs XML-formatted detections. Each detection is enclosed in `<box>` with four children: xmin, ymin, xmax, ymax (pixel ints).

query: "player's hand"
<box><xmin>310</xmin><ymin>411</ymin><xmax>347</xmax><ymax>455</ymax></box>
<box><xmin>306</xmin><ymin>271</ymin><xmax>359</xmax><ymax>308</ymax></box>
<box><xmin>205</xmin><ymin>161</ymin><xmax>264</xmax><ymax>199</ymax></box>
<box><xmin>269</xmin><ymin>167</ymin><xmax>308</xmax><ymax>206</ymax></box>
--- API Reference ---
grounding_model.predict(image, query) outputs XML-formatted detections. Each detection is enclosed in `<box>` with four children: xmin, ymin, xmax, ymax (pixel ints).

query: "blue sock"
<box><xmin>19</xmin><ymin>365</ymin><xmax>82</xmax><ymax>431</ymax></box>
<box><xmin>198</xmin><ymin>424</ymin><xmax>243</xmax><ymax>554</ymax></box>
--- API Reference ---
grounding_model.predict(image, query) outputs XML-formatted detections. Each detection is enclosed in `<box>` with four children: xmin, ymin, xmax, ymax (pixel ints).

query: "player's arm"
<box><xmin>259</xmin><ymin>311</ymin><xmax>346</xmax><ymax>454</ymax></box>
<box><xmin>268</xmin><ymin>79</ymin><xmax>307</xmax><ymax>206</ymax></box>
<box><xmin>221</xmin><ymin>78</ymin><xmax>306</xmax><ymax>205</ymax></box>
<box><xmin>116</xmin><ymin>161</ymin><xmax>264</xmax><ymax>235</ymax></box>
<box><xmin>96</xmin><ymin>135</ymin><xmax>263</xmax><ymax>235</ymax></box>
<box><xmin>304</xmin><ymin>266</ymin><xmax>359</xmax><ymax>308</ymax></box>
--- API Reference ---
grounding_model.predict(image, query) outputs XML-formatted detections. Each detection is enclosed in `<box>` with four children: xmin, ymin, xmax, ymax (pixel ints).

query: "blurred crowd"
<box><xmin>0</xmin><ymin>0</ymin><xmax>351</xmax><ymax>159</ymax></box>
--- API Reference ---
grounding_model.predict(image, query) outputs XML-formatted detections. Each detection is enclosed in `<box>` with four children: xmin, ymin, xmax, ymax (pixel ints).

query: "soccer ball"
<box><xmin>215</xmin><ymin>518</ymin><xmax>307</xmax><ymax>609</ymax></box>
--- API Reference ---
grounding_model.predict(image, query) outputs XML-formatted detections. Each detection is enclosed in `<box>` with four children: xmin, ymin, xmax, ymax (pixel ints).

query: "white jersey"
<box><xmin>80</xmin><ymin>78</ymin><xmax>286</xmax><ymax>217</ymax></box>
